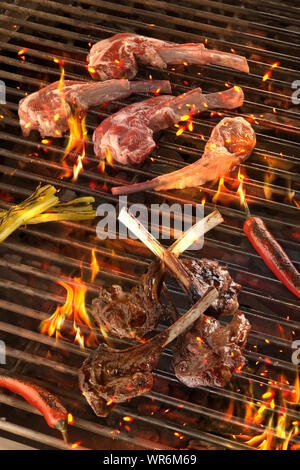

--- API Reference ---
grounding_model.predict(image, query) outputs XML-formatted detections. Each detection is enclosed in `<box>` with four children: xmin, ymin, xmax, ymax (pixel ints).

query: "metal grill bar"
<box><xmin>0</xmin><ymin>0</ymin><xmax>299</xmax><ymax>451</ymax></box>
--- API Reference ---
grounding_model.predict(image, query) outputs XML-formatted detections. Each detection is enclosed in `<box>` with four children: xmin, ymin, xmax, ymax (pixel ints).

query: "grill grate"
<box><xmin>0</xmin><ymin>0</ymin><xmax>299</xmax><ymax>450</ymax></box>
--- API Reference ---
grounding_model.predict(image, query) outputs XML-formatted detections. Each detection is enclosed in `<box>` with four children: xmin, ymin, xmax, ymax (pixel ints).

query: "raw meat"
<box><xmin>87</xmin><ymin>33</ymin><xmax>249</xmax><ymax>80</ymax></box>
<box><xmin>112</xmin><ymin>116</ymin><xmax>256</xmax><ymax>194</ymax></box>
<box><xmin>18</xmin><ymin>78</ymin><xmax>171</xmax><ymax>138</ymax></box>
<box><xmin>94</xmin><ymin>86</ymin><xmax>244</xmax><ymax>165</ymax></box>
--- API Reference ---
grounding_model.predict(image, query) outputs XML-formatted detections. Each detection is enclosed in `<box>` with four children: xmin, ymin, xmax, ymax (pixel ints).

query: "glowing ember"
<box><xmin>71</xmin><ymin>441</ymin><xmax>81</xmax><ymax>449</ymax></box>
<box><xmin>176</xmin><ymin>126</ymin><xmax>185</xmax><ymax>136</ymax></box>
<box><xmin>122</xmin><ymin>416</ymin><xmax>133</xmax><ymax>422</ymax></box>
<box><xmin>262</xmin><ymin>61</ymin><xmax>280</xmax><ymax>82</ymax></box>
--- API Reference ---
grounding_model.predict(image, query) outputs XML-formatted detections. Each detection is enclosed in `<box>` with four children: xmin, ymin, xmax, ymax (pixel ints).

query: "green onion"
<box><xmin>0</xmin><ymin>185</ymin><xmax>58</xmax><ymax>242</ymax></box>
<box><xmin>0</xmin><ymin>187</ymin><xmax>96</xmax><ymax>241</ymax></box>
<box><xmin>29</xmin><ymin>197</ymin><xmax>96</xmax><ymax>224</ymax></box>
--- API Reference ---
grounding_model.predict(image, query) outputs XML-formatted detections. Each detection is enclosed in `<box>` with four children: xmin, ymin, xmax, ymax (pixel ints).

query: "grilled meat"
<box><xmin>79</xmin><ymin>289</ymin><xmax>218</xmax><ymax>417</ymax></box>
<box><xmin>18</xmin><ymin>78</ymin><xmax>171</xmax><ymax>138</ymax></box>
<box><xmin>91</xmin><ymin>262</ymin><xmax>166</xmax><ymax>340</ymax></box>
<box><xmin>91</xmin><ymin>256</ymin><xmax>240</xmax><ymax>341</ymax></box>
<box><xmin>112</xmin><ymin>116</ymin><xmax>256</xmax><ymax>195</ymax></box>
<box><xmin>181</xmin><ymin>258</ymin><xmax>241</xmax><ymax>316</ymax></box>
<box><xmin>87</xmin><ymin>33</ymin><xmax>249</xmax><ymax>81</ymax></box>
<box><xmin>79</xmin><ymin>334</ymin><xmax>165</xmax><ymax>417</ymax></box>
<box><xmin>173</xmin><ymin>311</ymin><xmax>251</xmax><ymax>388</ymax></box>
<box><xmin>94</xmin><ymin>86</ymin><xmax>244</xmax><ymax>165</ymax></box>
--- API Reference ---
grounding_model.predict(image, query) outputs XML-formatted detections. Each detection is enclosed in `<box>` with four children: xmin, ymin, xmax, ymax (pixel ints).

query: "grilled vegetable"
<box><xmin>244</xmin><ymin>217</ymin><xmax>300</xmax><ymax>298</ymax></box>
<box><xmin>22</xmin><ymin>196</ymin><xmax>96</xmax><ymax>224</ymax></box>
<box><xmin>0</xmin><ymin>371</ymin><xmax>68</xmax><ymax>431</ymax></box>
<box><xmin>0</xmin><ymin>184</ymin><xmax>58</xmax><ymax>243</ymax></box>
<box><xmin>0</xmin><ymin>188</ymin><xmax>96</xmax><ymax>240</ymax></box>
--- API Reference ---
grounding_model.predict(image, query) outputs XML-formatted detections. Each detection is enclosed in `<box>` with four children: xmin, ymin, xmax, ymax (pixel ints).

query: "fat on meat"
<box><xmin>87</xmin><ymin>33</ymin><xmax>249</xmax><ymax>81</ymax></box>
<box><xmin>94</xmin><ymin>86</ymin><xmax>244</xmax><ymax>166</ymax></box>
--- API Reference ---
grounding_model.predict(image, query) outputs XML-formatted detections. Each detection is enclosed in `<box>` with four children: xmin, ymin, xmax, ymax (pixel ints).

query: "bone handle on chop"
<box><xmin>168</xmin><ymin>209</ymin><xmax>223</xmax><ymax>257</ymax></box>
<box><xmin>159</xmin><ymin>287</ymin><xmax>218</xmax><ymax>347</ymax></box>
<box><xmin>119</xmin><ymin>207</ymin><xmax>223</xmax><ymax>298</ymax></box>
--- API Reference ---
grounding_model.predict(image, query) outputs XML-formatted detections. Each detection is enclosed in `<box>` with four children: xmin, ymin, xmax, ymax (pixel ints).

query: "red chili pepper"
<box><xmin>0</xmin><ymin>372</ymin><xmax>68</xmax><ymax>431</ymax></box>
<box><xmin>244</xmin><ymin>217</ymin><xmax>300</xmax><ymax>298</ymax></box>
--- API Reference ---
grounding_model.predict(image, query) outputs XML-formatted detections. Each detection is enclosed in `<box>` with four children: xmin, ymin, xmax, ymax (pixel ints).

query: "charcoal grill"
<box><xmin>0</xmin><ymin>0</ymin><xmax>299</xmax><ymax>451</ymax></box>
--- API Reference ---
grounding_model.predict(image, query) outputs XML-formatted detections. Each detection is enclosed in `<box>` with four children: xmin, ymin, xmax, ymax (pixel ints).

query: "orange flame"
<box><xmin>63</xmin><ymin>107</ymin><xmax>88</xmax><ymax>182</ymax></box>
<box><xmin>40</xmin><ymin>276</ymin><xmax>98</xmax><ymax>348</ymax></box>
<box><xmin>212</xmin><ymin>176</ymin><xmax>225</xmax><ymax>205</ymax></box>
<box><xmin>263</xmin><ymin>158</ymin><xmax>275</xmax><ymax>200</ymax></box>
<box><xmin>175</xmin><ymin>126</ymin><xmax>185</xmax><ymax>137</ymax></box>
<box><xmin>91</xmin><ymin>248</ymin><xmax>99</xmax><ymax>282</ymax></box>
<box><xmin>236</xmin><ymin>167</ymin><xmax>247</xmax><ymax>208</ymax></box>
<box><xmin>55</xmin><ymin>64</ymin><xmax>88</xmax><ymax>181</ymax></box>
<box><xmin>235</xmin><ymin>370</ymin><xmax>300</xmax><ymax>450</ymax></box>
<box><xmin>105</xmin><ymin>147</ymin><xmax>114</xmax><ymax>166</ymax></box>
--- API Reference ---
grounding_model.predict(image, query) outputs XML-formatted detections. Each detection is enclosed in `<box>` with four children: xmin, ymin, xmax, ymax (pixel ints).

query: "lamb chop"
<box><xmin>92</xmin><ymin>211</ymin><xmax>223</xmax><ymax>340</ymax></box>
<box><xmin>93</xmin><ymin>86</ymin><xmax>244</xmax><ymax>165</ymax></box>
<box><xmin>119</xmin><ymin>210</ymin><xmax>251</xmax><ymax>390</ymax></box>
<box><xmin>87</xmin><ymin>33</ymin><xmax>249</xmax><ymax>81</ymax></box>
<box><xmin>79</xmin><ymin>288</ymin><xmax>218</xmax><ymax>417</ymax></box>
<box><xmin>92</xmin><ymin>257</ymin><xmax>241</xmax><ymax>340</ymax></box>
<box><xmin>91</xmin><ymin>261</ymin><xmax>166</xmax><ymax>340</ymax></box>
<box><xmin>173</xmin><ymin>310</ymin><xmax>251</xmax><ymax>388</ymax></box>
<box><xmin>112</xmin><ymin>116</ymin><xmax>256</xmax><ymax>195</ymax></box>
<box><xmin>18</xmin><ymin>78</ymin><xmax>171</xmax><ymax>138</ymax></box>
<box><xmin>181</xmin><ymin>258</ymin><xmax>241</xmax><ymax>317</ymax></box>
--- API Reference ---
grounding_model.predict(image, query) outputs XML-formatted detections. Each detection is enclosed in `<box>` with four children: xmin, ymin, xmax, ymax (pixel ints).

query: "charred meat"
<box><xmin>79</xmin><ymin>289</ymin><xmax>218</xmax><ymax>417</ymax></box>
<box><xmin>181</xmin><ymin>258</ymin><xmax>241</xmax><ymax>316</ymax></box>
<box><xmin>91</xmin><ymin>256</ymin><xmax>240</xmax><ymax>340</ymax></box>
<box><xmin>173</xmin><ymin>311</ymin><xmax>251</xmax><ymax>388</ymax></box>
<box><xmin>87</xmin><ymin>33</ymin><xmax>249</xmax><ymax>81</ymax></box>
<box><xmin>91</xmin><ymin>262</ymin><xmax>166</xmax><ymax>340</ymax></box>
